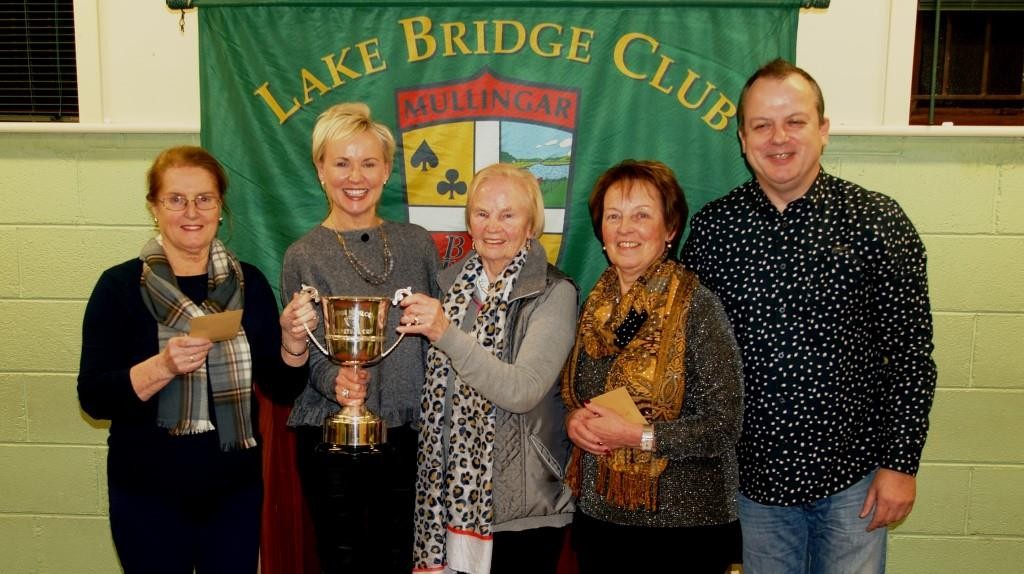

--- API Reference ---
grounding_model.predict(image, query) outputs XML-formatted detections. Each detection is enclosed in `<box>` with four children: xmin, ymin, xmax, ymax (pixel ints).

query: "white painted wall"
<box><xmin>63</xmin><ymin>0</ymin><xmax>913</xmax><ymax>131</ymax></box>
<box><xmin>796</xmin><ymin>0</ymin><xmax>918</xmax><ymax>127</ymax></box>
<box><xmin>73</xmin><ymin>0</ymin><xmax>200</xmax><ymax>129</ymax></box>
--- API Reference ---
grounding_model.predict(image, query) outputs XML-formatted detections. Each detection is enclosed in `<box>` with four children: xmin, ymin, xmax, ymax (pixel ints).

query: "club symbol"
<box><xmin>437</xmin><ymin>169</ymin><xmax>467</xmax><ymax>200</ymax></box>
<box><xmin>410</xmin><ymin>140</ymin><xmax>439</xmax><ymax>172</ymax></box>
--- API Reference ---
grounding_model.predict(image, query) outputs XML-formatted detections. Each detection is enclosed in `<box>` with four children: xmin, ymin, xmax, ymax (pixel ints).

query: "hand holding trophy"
<box><xmin>302</xmin><ymin>284</ymin><xmax>412</xmax><ymax>451</ymax></box>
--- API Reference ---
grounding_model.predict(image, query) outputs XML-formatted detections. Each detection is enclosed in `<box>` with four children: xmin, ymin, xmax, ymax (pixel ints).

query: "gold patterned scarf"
<box><xmin>561</xmin><ymin>258</ymin><xmax>697</xmax><ymax>510</ymax></box>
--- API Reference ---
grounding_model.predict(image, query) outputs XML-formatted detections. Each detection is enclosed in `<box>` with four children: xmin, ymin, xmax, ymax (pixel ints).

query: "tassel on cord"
<box><xmin>595</xmin><ymin>458</ymin><xmax>660</xmax><ymax>512</ymax></box>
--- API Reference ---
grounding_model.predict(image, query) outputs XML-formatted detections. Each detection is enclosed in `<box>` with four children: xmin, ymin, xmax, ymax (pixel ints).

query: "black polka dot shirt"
<box><xmin>682</xmin><ymin>170</ymin><xmax>937</xmax><ymax>506</ymax></box>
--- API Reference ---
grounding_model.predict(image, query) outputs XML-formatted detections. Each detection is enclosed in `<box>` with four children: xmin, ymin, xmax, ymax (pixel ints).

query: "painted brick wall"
<box><xmin>0</xmin><ymin>133</ymin><xmax>198</xmax><ymax>573</ymax></box>
<box><xmin>0</xmin><ymin>133</ymin><xmax>1021</xmax><ymax>572</ymax></box>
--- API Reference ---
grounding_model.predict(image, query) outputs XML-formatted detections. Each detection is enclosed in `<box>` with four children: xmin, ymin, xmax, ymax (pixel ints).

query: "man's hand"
<box><xmin>860</xmin><ymin>468</ymin><xmax>917</xmax><ymax>531</ymax></box>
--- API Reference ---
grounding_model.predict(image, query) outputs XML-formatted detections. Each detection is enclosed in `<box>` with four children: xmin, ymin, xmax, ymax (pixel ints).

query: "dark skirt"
<box><xmin>572</xmin><ymin>510</ymin><xmax>740</xmax><ymax>574</ymax></box>
<box><xmin>296</xmin><ymin>423</ymin><xmax>417</xmax><ymax>574</ymax></box>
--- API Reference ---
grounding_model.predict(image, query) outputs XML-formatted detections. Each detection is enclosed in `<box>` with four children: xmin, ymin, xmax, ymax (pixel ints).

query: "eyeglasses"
<box><xmin>159</xmin><ymin>194</ymin><xmax>221</xmax><ymax>211</ymax></box>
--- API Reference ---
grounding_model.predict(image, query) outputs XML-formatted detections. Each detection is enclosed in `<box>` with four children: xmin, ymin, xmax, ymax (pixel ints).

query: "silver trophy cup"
<box><xmin>304</xmin><ymin>286</ymin><xmax>411</xmax><ymax>451</ymax></box>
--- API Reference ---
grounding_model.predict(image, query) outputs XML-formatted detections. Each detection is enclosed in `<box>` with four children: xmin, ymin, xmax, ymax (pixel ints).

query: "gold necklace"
<box><xmin>334</xmin><ymin>224</ymin><xmax>394</xmax><ymax>286</ymax></box>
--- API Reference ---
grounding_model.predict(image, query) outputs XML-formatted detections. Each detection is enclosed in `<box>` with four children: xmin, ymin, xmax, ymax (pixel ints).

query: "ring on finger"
<box><xmin>414</xmin><ymin>315</ymin><xmax>421</xmax><ymax>325</ymax></box>
<box><xmin>190</xmin><ymin>355</ymin><xmax>196</xmax><ymax>362</ymax></box>
<box><xmin>341</xmin><ymin>388</ymin><xmax>350</xmax><ymax>399</ymax></box>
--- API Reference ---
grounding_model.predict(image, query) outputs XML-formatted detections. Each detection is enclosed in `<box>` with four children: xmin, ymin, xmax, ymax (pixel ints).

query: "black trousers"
<box><xmin>572</xmin><ymin>510</ymin><xmax>740</xmax><ymax>574</ymax></box>
<box><xmin>491</xmin><ymin>526</ymin><xmax>567</xmax><ymax>574</ymax></box>
<box><xmin>109</xmin><ymin>478</ymin><xmax>262</xmax><ymax>574</ymax></box>
<box><xmin>296</xmin><ymin>424</ymin><xmax>417</xmax><ymax>574</ymax></box>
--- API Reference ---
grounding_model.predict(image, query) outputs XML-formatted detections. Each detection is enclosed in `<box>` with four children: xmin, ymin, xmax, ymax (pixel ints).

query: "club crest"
<box><xmin>395</xmin><ymin>69</ymin><xmax>579</xmax><ymax>268</ymax></box>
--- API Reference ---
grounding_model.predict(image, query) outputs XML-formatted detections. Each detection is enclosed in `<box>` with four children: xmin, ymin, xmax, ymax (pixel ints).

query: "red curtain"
<box><xmin>256</xmin><ymin>386</ymin><xmax>319</xmax><ymax>574</ymax></box>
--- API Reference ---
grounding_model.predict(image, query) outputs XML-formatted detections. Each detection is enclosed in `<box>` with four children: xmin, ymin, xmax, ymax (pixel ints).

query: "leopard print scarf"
<box><xmin>412</xmin><ymin>242</ymin><xmax>530</xmax><ymax>574</ymax></box>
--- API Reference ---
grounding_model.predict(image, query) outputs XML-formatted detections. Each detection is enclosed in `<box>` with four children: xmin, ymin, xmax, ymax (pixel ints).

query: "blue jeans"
<box><xmin>739</xmin><ymin>470</ymin><xmax>887</xmax><ymax>574</ymax></box>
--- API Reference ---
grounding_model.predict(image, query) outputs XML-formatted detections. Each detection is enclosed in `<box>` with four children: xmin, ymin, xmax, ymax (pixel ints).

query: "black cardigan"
<box><xmin>78</xmin><ymin>258</ymin><xmax>306</xmax><ymax>494</ymax></box>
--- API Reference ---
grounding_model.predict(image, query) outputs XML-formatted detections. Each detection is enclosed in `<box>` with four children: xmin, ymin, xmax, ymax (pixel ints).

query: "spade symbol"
<box><xmin>410</xmin><ymin>140</ymin><xmax>439</xmax><ymax>172</ymax></box>
<box><xmin>437</xmin><ymin>169</ymin><xmax>467</xmax><ymax>200</ymax></box>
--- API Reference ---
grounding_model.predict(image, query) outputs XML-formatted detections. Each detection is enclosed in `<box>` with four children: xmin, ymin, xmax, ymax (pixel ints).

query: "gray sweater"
<box><xmin>280</xmin><ymin>222</ymin><xmax>439</xmax><ymax>428</ymax></box>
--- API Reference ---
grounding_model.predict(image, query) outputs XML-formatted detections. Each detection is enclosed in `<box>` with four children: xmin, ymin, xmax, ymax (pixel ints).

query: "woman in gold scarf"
<box><xmin>562</xmin><ymin>160</ymin><xmax>743</xmax><ymax>573</ymax></box>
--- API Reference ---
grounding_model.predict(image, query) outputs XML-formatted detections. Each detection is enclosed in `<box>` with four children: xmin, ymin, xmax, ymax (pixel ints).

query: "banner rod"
<box><xmin>174</xmin><ymin>1</ymin><xmax>829</xmax><ymax>8</ymax></box>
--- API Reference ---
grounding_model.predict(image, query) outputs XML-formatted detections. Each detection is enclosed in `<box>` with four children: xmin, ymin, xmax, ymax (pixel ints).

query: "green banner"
<box><xmin>199</xmin><ymin>2</ymin><xmax>799</xmax><ymax>295</ymax></box>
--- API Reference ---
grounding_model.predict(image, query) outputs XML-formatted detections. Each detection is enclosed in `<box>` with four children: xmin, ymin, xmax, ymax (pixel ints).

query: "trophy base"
<box><xmin>321</xmin><ymin>407</ymin><xmax>387</xmax><ymax>450</ymax></box>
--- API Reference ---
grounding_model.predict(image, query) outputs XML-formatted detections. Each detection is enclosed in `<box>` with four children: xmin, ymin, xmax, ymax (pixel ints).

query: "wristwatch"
<box><xmin>640</xmin><ymin>424</ymin><xmax>655</xmax><ymax>452</ymax></box>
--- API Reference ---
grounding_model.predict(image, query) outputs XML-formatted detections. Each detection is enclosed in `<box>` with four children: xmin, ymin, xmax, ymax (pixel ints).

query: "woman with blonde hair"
<box><xmin>400</xmin><ymin>163</ymin><xmax>577</xmax><ymax>574</ymax></box>
<box><xmin>280</xmin><ymin>102</ymin><xmax>439</xmax><ymax>572</ymax></box>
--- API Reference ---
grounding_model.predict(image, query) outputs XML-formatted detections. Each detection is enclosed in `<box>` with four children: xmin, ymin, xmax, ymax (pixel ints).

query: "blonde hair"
<box><xmin>465</xmin><ymin>163</ymin><xmax>546</xmax><ymax>239</ymax></box>
<box><xmin>311</xmin><ymin>102</ymin><xmax>396</xmax><ymax>166</ymax></box>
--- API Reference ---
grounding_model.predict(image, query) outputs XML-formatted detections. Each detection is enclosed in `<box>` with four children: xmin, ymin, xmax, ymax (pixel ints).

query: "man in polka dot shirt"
<box><xmin>682</xmin><ymin>58</ymin><xmax>936</xmax><ymax>573</ymax></box>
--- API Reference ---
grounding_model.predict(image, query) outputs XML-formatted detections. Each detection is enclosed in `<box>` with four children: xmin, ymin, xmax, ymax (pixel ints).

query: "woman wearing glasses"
<box><xmin>78</xmin><ymin>146</ymin><xmax>317</xmax><ymax>574</ymax></box>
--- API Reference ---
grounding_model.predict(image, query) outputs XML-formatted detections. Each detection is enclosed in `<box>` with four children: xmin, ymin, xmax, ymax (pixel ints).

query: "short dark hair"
<box><xmin>588</xmin><ymin>159</ymin><xmax>688</xmax><ymax>255</ymax></box>
<box><xmin>146</xmin><ymin>146</ymin><xmax>229</xmax><ymax>208</ymax></box>
<box><xmin>737</xmin><ymin>58</ymin><xmax>825</xmax><ymax>129</ymax></box>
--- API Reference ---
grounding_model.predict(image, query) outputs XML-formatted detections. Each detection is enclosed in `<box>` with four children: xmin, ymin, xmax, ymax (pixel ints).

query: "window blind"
<box><xmin>0</xmin><ymin>0</ymin><xmax>78</xmax><ymax>122</ymax></box>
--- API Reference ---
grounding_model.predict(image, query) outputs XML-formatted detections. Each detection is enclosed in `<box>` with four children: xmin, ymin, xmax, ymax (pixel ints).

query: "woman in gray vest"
<box><xmin>399</xmin><ymin>163</ymin><xmax>577</xmax><ymax>574</ymax></box>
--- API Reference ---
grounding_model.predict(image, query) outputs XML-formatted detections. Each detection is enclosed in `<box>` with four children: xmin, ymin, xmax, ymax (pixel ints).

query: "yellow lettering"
<box><xmin>649</xmin><ymin>54</ymin><xmax>676</xmax><ymax>94</ymax></box>
<box><xmin>357</xmin><ymin>38</ymin><xmax>387</xmax><ymax>74</ymax></box>
<box><xmin>399</xmin><ymin>18</ymin><xmax>595</xmax><ymax>66</ymax></box>
<box><xmin>702</xmin><ymin>94</ymin><xmax>737</xmax><ymax>131</ymax></box>
<box><xmin>253</xmin><ymin>82</ymin><xmax>300</xmax><ymax>125</ymax></box>
<box><xmin>529</xmin><ymin>23</ymin><xmax>562</xmax><ymax>58</ymax></box>
<box><xmin>472</xmin><ymin>21</ymin><xmax>488</xmax><ymax>54</ymax></box>
<box><xmin>493</xmin><ymin>20</ymin><xmax>526</xmax><ymax>54</ymax></box>
<box><xmin>677</xmin><ymin>69</ymin><xmax>716</xmax><ymax>110</ymax></box>
<box><xmin>441</xmin><ymin>22</ymin><xmax>473</xmax><ymax>56</ymax></box>
<box><xmin>400</xmin><ymin>16</ymin><xmax>436</xmax><ymax>62</ymax></box>
<box><xmin>613</xmin><ymin>31</ymin><xmax>736</xmax><ymax>130</ymax></box>
<box><xmin>321</xmin><ymin>48</ymin><xmax>361</xmax><ymax>88</ymax></box>
<box><xmin>566</xmin><ymin>27</ymin><xmax>594</xmax><ymax>63</ymax></box>
<box><xmin>614</xmin><ymin>32</ymin><xmax>656</xmax><ymax>81</ymax></box>
<box><xmin>300</xmin><ymin>68</ymin><xmax>330</xmax><ymax>105</ymax></box>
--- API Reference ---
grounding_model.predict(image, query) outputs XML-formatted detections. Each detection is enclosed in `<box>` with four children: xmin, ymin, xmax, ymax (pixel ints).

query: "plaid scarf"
<box><xmin>561</xmin><ymin>258</ymin><xmax>696</xmax><ymax>510</ymax></box>
<box><xmin>139</xmin><ymin>236</ymin><xmax>256</xmax><ymax>451</ymax></box>
<box><xmin>412</xmin><ymin>241</ymin><xmax>531</xmax><ymax>574</ymax></box>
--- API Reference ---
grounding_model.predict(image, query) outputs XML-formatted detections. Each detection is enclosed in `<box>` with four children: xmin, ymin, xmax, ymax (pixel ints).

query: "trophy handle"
<box><xmin>369</xmin><ymin>287</ymin><xmax>414</xmax><ymax>363</ymax></box>
<box><xmin>369</xmin><ymin>332</ymin><xmax>405</xmax><ymax>365</ymax></box>
<box><xmin>299</xmin><ymin>284</ymin><xmax>332</xmax><ymax>357</ymax></box>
